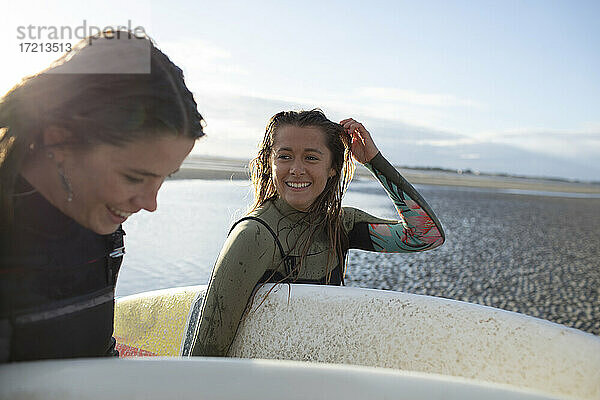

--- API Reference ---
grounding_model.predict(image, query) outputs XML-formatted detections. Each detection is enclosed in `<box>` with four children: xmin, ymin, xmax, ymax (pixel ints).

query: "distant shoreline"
<box><xmin>171</xmin><ymin>155</ymin><xmax>600</xmax><ymax>195</ymax></box>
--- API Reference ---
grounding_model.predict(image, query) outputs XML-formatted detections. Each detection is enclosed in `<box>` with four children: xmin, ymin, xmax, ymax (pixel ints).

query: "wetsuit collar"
<box><xmin>271</xmin><ymin>197</ymin><xmax>327</xmax><ymax>227</ymax></box>
<box><xmin>13</xmin><ymin>175</ymin><xmax>79</xmax><ymax>238</ymax></box>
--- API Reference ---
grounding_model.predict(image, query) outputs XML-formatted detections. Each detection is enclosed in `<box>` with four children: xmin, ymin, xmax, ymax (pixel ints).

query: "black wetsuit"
<box><xmin>0</xmin><ymin>176</ymin><xmax>124</xmax><ymax>362</ymax></box>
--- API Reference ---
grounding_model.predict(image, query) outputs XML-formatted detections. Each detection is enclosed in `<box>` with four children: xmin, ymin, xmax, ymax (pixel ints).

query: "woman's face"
<box><xmin>271</xmin><ymin>126</ymin><xmax>336</xmax><ymax>211</ymax></box>
<box><xmin>60</xmin><ymin>135</ymin><xmax>195</xmax><ymax>234</ymax></box>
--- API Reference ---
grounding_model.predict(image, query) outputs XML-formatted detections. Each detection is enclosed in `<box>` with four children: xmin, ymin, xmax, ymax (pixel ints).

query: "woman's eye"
<box><xmin>124</xmin><ymin>174</ymin><xmax>143</xmax><ymax>184</ymax></box>
<box><xmin>277</xmin><ymin>154</ymin><xmax>291</xmax><ymax>160</ymax></box>
<box><xmin>306</xmin><ymin>155</ymin><xmax>319</xmax><ymax>161</ymax></box>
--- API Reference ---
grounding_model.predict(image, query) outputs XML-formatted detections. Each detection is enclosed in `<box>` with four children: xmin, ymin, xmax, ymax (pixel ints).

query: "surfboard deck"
<box><xmin>112</xmin><ymin>284</ymin><xmax>600</xmax><ymax>399</ymax></box>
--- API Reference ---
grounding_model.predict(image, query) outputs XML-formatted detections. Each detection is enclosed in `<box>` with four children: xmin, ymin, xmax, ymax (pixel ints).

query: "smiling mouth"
<box><xmin>108</xmin><ymin>206</ymin><xmax>133</xmax><ymax>219</ymax></box>
<box><xmin>286</xmin><ymin>182</ymin><xmax>311</xmax><ymax>189</ymax></box>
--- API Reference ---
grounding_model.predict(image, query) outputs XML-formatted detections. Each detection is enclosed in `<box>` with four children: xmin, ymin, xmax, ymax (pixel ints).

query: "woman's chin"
<box><xmin>88</xmin><ymin>217</ymin><xmax>121</xmax><ymax>235</ymax></box>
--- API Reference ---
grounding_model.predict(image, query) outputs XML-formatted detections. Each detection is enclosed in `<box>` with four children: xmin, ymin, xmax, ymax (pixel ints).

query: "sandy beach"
<box><xmin>175</xmin><ymin>155</ymin><xmax>600</xmax><ymax>195</ymax></box>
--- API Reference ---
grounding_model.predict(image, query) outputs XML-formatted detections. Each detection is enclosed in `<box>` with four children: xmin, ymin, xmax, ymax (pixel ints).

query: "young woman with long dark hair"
<box><xmin>191</xmin><ymin>109</ymin><xmax>444</xmax><ymax>357</ymax></box>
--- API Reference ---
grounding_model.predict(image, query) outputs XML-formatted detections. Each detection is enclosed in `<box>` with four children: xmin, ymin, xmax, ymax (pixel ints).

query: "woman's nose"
<box><xmin>132</xmin><ymin>184</ymin><xmax>159</xmax><ymax>212</ymax></box>
<box><xmin>289</xmin><ymin>160</ymin><xmax>305</xmax><ymax>175</ymax></box>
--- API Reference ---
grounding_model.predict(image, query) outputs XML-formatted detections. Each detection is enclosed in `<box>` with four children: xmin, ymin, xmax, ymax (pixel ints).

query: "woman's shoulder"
<box><xmin>245</xmin><ymin>199</ymin><xmax>282</xmax><ymax>226</ymax></box>
<box><xmin>341</xmin><ymin>206</ymin><xmax>360</xmax><ymax>232</ymax></box>
<box><xmin>228</xmin><ymin>203</ymin><xmax>278</xmax><ymax>251</ymax></box>
<box><xmin>248</xmin><ymin>199</ymin><xmax>274</xmax><ymax>218</ymax></box>
<box><xmin>224</xmin><ymin>218</ymin><xmax>277</xmax><ymax>261</ymax></box>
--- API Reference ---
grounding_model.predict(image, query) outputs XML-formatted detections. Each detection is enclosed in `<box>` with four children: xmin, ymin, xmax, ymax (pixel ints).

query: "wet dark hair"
<box><xmin>0</xmin><ymin>31</ymin><xmax>205</xmax><ymax>243</ymax></box>
<box><xmin>249</xmin><ymin>109</ymin><xmax>355</xmax><ymax>283</ymax></box>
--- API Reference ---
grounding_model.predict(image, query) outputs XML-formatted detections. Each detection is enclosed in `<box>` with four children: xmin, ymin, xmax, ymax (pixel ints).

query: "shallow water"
<box><xmin>117</xmin><ymin>179</ymin><xmax>600</xmax><ymax>335</ymax></box>
<box><xmin>117</xmin><ymin>180</ymin><xmax>252</xmax><ymax>296</ymax></box>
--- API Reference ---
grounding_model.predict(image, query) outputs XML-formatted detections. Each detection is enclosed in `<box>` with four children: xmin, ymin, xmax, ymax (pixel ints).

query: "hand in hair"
<box><xmin>340</xmin><ymin>118</ymin><xmax>380</xmax><ymax>164</ymax></box>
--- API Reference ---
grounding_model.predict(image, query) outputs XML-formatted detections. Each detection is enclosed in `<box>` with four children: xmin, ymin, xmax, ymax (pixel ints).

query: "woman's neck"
<box><xmin>20</xmin><ymin>152</ymin><xmax>69</xmax><ymax>216</ymax></box>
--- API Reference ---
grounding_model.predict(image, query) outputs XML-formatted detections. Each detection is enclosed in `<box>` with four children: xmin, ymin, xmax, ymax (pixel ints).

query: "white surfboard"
<box><xmin>0</xmin><ymin>357</ymin><xmax>562</xmax><ymax>400</ymax></box>
<box><xmin>111</xmin><ymin>284</ymin><xmax>600</xmax><ymax>399</ymax></box>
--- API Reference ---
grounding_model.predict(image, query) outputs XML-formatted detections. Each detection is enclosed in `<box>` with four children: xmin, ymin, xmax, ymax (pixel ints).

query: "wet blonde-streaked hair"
<box><xmin>248</xmin><ymin>109</ymin><xmax>355</xmax><ymax>283</ymax></box>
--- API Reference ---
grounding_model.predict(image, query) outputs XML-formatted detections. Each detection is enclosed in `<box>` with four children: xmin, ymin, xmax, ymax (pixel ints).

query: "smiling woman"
<box><xmin>0</xmin><ymin>30</ymin><xmax>204</xmax><ymax>363</ymax></box>
<box><xmin>190</xmin><ymin>109</ymin><xmax>445</xmax><ymax>357</ymax></box>
<box><xmin>22</xmin><ymin>134</ymin><xmax>194</xmax><ymax>235</ymax></box>
<box><xmin>271</xmin><ymin>125</ymin><xmax>337</xmax><ymax>211</ymax></box>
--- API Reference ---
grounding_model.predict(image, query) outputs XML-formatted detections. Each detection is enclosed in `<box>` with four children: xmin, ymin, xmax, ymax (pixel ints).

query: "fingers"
<box><xmin>340</xmin><ymin>117</ymin><xmax>379</xmax><ymax>163</ymax></box>
<box><xmin>340</xmin><ymin>118</ymin><xmax>367</xmax><ymax>132</ymax></box>
<box><xmin>340</xmin><ymin>118</ymin><xmax>372</xmax><ymax>141</ymax></box>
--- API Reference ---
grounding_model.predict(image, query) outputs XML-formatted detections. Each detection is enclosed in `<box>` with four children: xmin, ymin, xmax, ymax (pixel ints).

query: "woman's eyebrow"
<box><xmin>275</xmin><ymin>147</ymin><xmax>324</xmax><ymax>154</ymax></box>
<box><xmin>304</xmin><ymin>148</ymin><xmax>324</xmax><ymax>154</ymax></box>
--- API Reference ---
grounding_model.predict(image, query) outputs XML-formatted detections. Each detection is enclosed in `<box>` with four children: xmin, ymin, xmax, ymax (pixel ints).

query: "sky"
<box><xmin>2</xmin><ymin>0</ymin><xmax>599</xmax><ymax>181</ymax></box>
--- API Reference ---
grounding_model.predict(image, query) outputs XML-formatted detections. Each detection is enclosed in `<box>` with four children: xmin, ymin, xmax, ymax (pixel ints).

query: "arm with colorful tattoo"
<box><xmin>361</xmin><ymin>152</ymin><xmax>445</xmax><ymax>252</ymax></box>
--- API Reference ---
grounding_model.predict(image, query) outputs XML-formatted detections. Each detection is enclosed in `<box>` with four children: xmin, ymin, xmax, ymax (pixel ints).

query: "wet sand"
<box><xmin>346</xmin><ymin>185</ymin><xmax>600</xmax><ymax>336</ymax></box>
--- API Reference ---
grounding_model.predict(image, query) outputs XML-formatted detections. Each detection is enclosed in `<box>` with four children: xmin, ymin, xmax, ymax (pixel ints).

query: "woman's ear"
<box><xmin>42</xmin><ymin>126</ymin><xmax>73</xmax><ymax>162</ymax></box>
<box><xmin>328</xmin><ymin>168</ymin><xmax>336</xmax><ymax>178</ymax></box>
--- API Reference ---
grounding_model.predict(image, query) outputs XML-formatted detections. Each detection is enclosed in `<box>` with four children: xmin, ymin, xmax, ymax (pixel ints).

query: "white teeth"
<box><xmin>286</xmin><ymin>182</ymin><xmax>311</xmax><ymax>189</ymax></box>
<box><xmin>109</xmin><ymin>206</ymin><xmax>133</xmax><ymax>218</ymax></box>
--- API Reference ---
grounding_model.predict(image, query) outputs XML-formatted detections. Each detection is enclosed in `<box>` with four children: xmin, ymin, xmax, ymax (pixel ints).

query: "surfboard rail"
<box><xmin>0</xmin><ymin>357</ymin><xmax>563</xmax><ymax>400</ymax></box>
